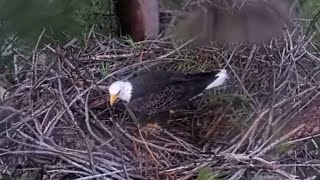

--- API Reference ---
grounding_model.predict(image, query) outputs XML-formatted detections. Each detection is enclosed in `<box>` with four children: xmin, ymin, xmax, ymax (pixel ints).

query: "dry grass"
<box><xmin>1</xmin><ymin>15</ymin><xmax>320</xmax><ymax>180</ymax></box>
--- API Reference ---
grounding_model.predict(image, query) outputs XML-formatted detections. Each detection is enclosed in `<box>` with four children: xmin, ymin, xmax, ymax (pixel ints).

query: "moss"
<box><xmin>197</xmin><ymin>167</ymin><xmax>219</xmax><ymax>180</ymax></box>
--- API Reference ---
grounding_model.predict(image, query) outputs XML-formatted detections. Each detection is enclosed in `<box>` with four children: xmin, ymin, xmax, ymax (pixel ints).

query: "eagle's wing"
<box><xmin>129</xmin><ymin>71</ymin><xmax>220</xmax><ymax>91</ymax></box>
<box><xmin>128</xmin><ymin>82</ymin><xmax>205</xmax><ymax>115</ymax></box>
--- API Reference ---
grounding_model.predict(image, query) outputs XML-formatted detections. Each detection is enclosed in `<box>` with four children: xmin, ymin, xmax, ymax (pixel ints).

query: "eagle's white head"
<box><xmin>108</xmin><ymin>81</ymin><xmax>133</xmax><ymax>106</ymax></box>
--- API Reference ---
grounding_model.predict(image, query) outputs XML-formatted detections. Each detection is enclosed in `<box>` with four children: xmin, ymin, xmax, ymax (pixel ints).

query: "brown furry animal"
<box><xmin>170</xmin><ymin>0</ymin><xmax>297</xmax><ymax>44</ymax></box>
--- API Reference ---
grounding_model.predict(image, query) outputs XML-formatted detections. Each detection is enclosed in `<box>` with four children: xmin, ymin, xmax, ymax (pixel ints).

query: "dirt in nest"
<box><xmin>262</xmin><ymin>96</ymin><xmax>320</xmax><ymax>179</ymax></box>
<box><xmin>281</xmin><ymin>96</ymin><xmax>320</xmax><ymax>141</ymax></box>
<box><xmin>139</xmin><ymin>100</ymin><xmax>244</xmax><ymax>149</ymax></box>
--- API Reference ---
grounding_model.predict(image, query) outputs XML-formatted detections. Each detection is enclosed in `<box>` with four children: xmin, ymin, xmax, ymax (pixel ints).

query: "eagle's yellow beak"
<box><xmin>109</xmin><ymin>94</ymin><xmax>119</xmax><ymax>106</ymax></box>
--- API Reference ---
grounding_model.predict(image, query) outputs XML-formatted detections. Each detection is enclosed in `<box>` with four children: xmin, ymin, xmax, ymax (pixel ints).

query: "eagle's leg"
<box><xmin>140</xmin><ymin>119</ymin><xmax>161</xmax><ymax>133</ymax></box>
<box><xmin>141</xmin><ymin>122</ymin><xmax>161</xmax><ymax>131</ymax></box>
<box><xmin>139</xmin><ymin>111</ymin><xmax>171</xmax><ymax>132</ymax></box>
<box><xmin>169</xmin><ymin>109</ymin><xmax>176</xmax><ymax>114</ymax></box>
<box><xmin>139</xmin><ymin>117</ymin><xmax>161</xmax><ymax>132</ymax></box>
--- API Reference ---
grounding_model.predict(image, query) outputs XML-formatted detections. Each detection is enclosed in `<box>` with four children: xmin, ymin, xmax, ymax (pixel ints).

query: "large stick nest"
<box><xmin>1</xmin><ymin>14</ymin><xmax>320</xmax><ymax>180</ymax></box>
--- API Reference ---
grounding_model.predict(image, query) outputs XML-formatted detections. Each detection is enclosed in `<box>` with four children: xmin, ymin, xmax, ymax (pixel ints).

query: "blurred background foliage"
<box><xmin>0</xmin><ymin>0</ymin><xmax>115</xmax><ymax>45</ymax></box>
<box><xmin>300</xmin><ymin>0</ymin><xmax>320</xmax><ymax>18</ymax></box>
<box><xmin>299</xmin><ymin>0</ymin><xmax>320</xmax><ymax>38</ymax></box>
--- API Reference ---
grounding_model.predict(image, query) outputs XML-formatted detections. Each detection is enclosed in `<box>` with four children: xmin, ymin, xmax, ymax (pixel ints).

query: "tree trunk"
<box><xmin>114</xmin><ymin>0</ymin><xmax>159</xmax><ymax>42</ymax></box>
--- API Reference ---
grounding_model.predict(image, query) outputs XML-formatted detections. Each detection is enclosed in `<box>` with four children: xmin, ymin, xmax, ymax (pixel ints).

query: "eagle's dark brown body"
<box><xmin>127</xmin><ymin>70</ymin><xmax>224</xmax><ymax>115</ymax></box>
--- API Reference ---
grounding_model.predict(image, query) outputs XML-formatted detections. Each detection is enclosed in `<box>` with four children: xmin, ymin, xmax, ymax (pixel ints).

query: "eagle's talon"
<box><xmin>169</xmin><ymin>110</ymin><xmax>176</xmax><ymax>114</ymax></box>
<box><xmin>140</xmin><ymin>122</ymin><xmax>161</xmax><ymax>134</ymax></box>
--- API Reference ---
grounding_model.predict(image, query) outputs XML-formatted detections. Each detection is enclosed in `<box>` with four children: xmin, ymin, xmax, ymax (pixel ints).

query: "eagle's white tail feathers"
<box><xmin>205</xmin><ymin>69</ymin><xmax>228</xmax><ymax>90</ymax></box>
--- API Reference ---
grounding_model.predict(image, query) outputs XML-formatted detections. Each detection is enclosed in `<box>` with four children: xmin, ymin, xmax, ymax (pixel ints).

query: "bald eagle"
<box><xmin>108</xmin><ymin>69</ymin><xmax>228</xmax><ymax>128</ymax></box>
